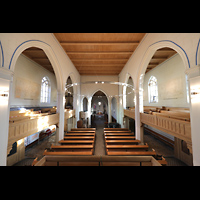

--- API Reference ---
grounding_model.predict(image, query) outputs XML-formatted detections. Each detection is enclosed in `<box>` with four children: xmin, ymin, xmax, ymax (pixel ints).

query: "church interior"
<box><xmin>0</xmin><ymin>33</ymin><xmax>200</xmax><ymax>166</ymax></box>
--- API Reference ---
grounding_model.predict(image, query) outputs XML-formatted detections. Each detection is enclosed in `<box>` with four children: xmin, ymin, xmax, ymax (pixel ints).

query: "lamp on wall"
<box><xmin>0</xmin><ymin>90</ymin><xmax>8</xmax><ymax>98</ymax></box>
<box><xmin>0</xmin><ymin>88</ymin><xmax>9</xmax><ymax>106</ymax></box>
<box><xmin>190</xmin><ymin>86</ymin><xmax>200</xmax><ymax>103</ymax></box>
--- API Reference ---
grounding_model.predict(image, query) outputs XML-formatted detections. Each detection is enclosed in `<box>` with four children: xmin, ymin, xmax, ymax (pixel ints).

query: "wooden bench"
<box><xmin>58</xmin><ymin>140</ymin><xmax>94</xmax><ymax>145</ymax></box>
<box><xmin>106</xmin><ymin>151</ymin><xmax>157</xmax><ymax>156</ymax></box>
<box><xmin>104</xmin><ymin>128</ymin><xmax>129</xmax><ymax>131</ymax></box>
<box><xmin>104</xmin><ymin>133</ymin><xmax>134</xmax><ymax>136</ymax></box>
<box><xmin>104</xmin><ymin>130</ymin><xmax>131</xmax><ymax>133</ymax></box>
<box><xmin>67</xmin><ymin>131</ymin><xmax>95</xmax><ymax>133</ymax></box>
<box><xmin>51</xmin><ymin>145</ymin><xmax>94</xmax><ymax>150</ymax></box>
<box><xmin>71</xmin><ymin>128</ymin><xmax>96</xmax><ymax>131</ymax></box>
<box><xmin>103</xmin><ymin>128</ymin><xmax>167</xmax><ymax>166</ymax></box>
<box><xmin>105</xmin><ymin>139</ymin><xmax>140</xmax><ymax>145</ymax></box>
<box><xmin>34</xmin><ymin>155</ymin><xmax>162</xmax><ymax>166</ymax></box>
<box><xmin>106</xmin><ymin>144</ymin><xmax>149</xmax><ymax>152</ymax></box>
<box><xmin>43</xmin><ymin>149</ymin><xmax>93</xmax><ymax>156</ymax></box>
<box><xmin>50</xmin><ymin>145</ymin><xmax>94</xmax><ymax>154</ymax></box>
<box><xmin>104</xmin><ymin>136</ymin><xmax>136</xmax><ymax>140</ymax></box>
<box><xmin>65</xmin><ymin>133</ymin><xmax>95</xmax><ymax>136</ymax></box>
<box><xmin>64</xmin><ymin>136</ymin><xmax>95</xmax><ymax>140</ymax></box>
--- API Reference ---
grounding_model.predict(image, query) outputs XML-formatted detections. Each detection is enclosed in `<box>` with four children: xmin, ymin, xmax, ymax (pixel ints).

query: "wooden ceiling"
<box><xmin>54</xmin><ymin>33</ymin><xmax>146</xmax><ymax>75</ymax></box>
<box><xmin>145</xmin><ymin>47</ymin><xmax>177</xmax><ymax>73</ymax></box>
<box><xmin>21</xmin><ymin>34</ymin><xmax>177</xmax><ymax>76</ymax></box>
<box><xmin>22</xmin><ymin>47</ymin><xmax>55</xmax><ymax>74</ymax></box>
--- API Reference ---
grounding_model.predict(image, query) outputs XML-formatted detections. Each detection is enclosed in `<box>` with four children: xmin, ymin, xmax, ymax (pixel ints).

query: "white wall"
<box><xmin>10</xmin><ymin>54</ymin><xmax>57</xmax><ymax>108</ymax></box>
<box><xmin>126</xmin><ymin>77</ymin><xmax>135</xmax><ymax>108</ymax></box>
<box><xmin>143</xmin><ymin>54</ymin><xmax>189</xmax><ymax>108</ymax></box>
<box><xmin>80</xmin><ymin>75</ymin><xmax>119</xmax><ymax>97</ymax></box>
<box><xmin>111</xmin><ymin>97</ymin><xmax>117</xmax><ymax>120</ymax></box>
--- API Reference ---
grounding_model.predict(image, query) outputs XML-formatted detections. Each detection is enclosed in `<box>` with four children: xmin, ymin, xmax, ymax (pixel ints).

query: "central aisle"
<box><xmin>93</xmin><ymin>115</ymin><xmax>106</xmax><ymax>156</ymax></box>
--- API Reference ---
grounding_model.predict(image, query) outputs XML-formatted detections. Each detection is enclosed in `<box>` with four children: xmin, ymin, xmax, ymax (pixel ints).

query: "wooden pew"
<box><xmin>64</xmin><ymin>136</ymin><xmax>95</xmax><ymax>140</ymax></box>
<box><xmin>104</xmin><ymin>128</ymin><xmax>129</xmax><ymax>131</ymax></box>
<box><xmin>104</xmin><ymin>133</ymin><xmax>134</xmax><ymax>136</ymax></box>
<box><xmin>65</xmin><ymin>133</ymin><xmax>95</xmax><ymax>136</ymax></box>
<box><xmin>105</xmin><ymin>139</ymin><xmax>140</xmax><ymax>145</ymax></box>
<box><xmin>106</xmin><ymin>144</ymin><xmax>149</xmax><ymax>152</ymax></box>
<box><xmin>43</xmin><ymin>149</ymin><xmax>93</xmax><ymax>156</ymax></box>
<box><xmin>34</xmin><ymin>155</ymin><xmax>162</xmax><ymax>166</ymax></box>
<box><xmin>71</xmin><ymin>128</ymin><xmax>96</xmax><ymax>131</ymax></box>
<box><xmin>67</xmin><ymin>131</ymin><xmax>95</xmax><ymax>133</ymax></box>
<box><xmin>50</xmin><ymin>145</ymin><xmax>94</xmax><ymax>154</ymax></box>
<box><xmin>104</xmin><ymin>136</ymin><xmax>136</xmax><ymax>140</ymax></box>
<box><xmin>103</xmin><ymin>127</ymin><xmax>167</xmax><ymax>166</ymax></box>
<box><xmin>100</xmin><ymin>156</ymin><xmax>161</xmax><ymax>166</ymax></box>
<box><xmin>58</xmin><ymin>140</ymin><xmax>94</xmax><ymax>145</ymax></box>
<box><xmin>106</xmin><ymin>150</ymin><xmax>157</xmax><ymax>156</ymax></box>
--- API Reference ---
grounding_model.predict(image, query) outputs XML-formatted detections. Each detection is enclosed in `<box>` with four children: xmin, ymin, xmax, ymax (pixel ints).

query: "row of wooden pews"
<box><xmin>43</xmin><ymin>128</ymin><xmax>96</xmax><ymax>156</ymax></box>
<box><xmin>104</xmin><ymin>128</ymin><xmax>167</xmax><ymax>166</ymax></box>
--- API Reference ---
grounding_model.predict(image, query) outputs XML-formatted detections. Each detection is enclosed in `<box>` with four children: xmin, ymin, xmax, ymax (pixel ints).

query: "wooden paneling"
<box><xmin>124</xmin><ymin>109</ymin><xmax>192</xmax><ymax>151</ymax></box>
<box><xmin>54</xmin><ymin>33</ymin><xmax>146</xmax><ymax>75</ymax></box>
<box><xmin>8</xmin><ymin>113</ymin><xmax>59</xmax><ymax>148</ymax></box>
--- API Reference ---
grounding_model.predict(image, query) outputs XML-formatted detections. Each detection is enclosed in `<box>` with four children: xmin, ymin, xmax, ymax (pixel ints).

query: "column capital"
<box><xmin>0</xmin><ymin>68</ymin><xmax>14</xmax><ymax>81</ymax></box>
<box><xmin>185</xmin><ymin>66</ymin><xmax>200</xmax><ymax>79</ymax></box>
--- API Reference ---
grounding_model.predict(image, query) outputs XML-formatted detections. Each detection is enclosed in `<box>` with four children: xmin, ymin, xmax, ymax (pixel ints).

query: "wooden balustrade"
<box><xmin>8</xmin><ymin>109</ymin><xmax>76</xmax><ymax>152</ymax></box>
<box><xmin>8</xmin><ymin>113</ymin><xmax>59</xmax><ymax>147</ymax></box>
<box><xmin>124</xmin><ymin>109</ymin><xmax>135</xmax><ymax>119</ymax></box>
<box><xmin>124</xmin><ymin>109</ymin><xmax>192</xmax><ymax>153</ymax></box>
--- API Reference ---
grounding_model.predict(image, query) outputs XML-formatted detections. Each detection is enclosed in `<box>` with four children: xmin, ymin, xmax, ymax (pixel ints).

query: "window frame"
<box><xmin>40</xmin><ymin>76</ymin><xmax>51</xmax><ymax>103</ymax></box>
<box><xmin>148</xmin><ymin>76</ymin><xmax>158</xmax><ymax>103</ymax></box>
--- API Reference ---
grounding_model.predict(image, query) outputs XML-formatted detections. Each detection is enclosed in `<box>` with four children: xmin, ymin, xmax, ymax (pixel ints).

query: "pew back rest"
<box><xmin>34</xmin><ymin>155</ymin><xmax>162</xmax><ymax>166</ymax></box>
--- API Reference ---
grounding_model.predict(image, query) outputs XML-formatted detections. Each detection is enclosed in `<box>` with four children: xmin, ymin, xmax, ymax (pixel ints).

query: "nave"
<box><xmin>14</xmin><ymin>114</ymin><xmax>187</xmax><ymax>166</ymax></box>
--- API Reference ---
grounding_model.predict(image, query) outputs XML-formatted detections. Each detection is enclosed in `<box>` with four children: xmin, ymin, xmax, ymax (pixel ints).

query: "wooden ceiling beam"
<box><xmin>71</xmin><ymin>58</ymin><xmax>129</xmax><ymax>62</ymax></box>
<box><xmin>151</xmin><ymin>56</ymin><xmax>168</xmax><ymax>60</ymax></box>
<box><xmin>75</xmin><ymin>64</ymin><xmax>124</xmax><ymax>67</ymax></box>
<box><xmin>77</xmin><ymin>68</ymin><xmax>121</xmax><ymax>73</ymax></box>
<box><xmin>66</xmin><ymin>51</ymin><xmax>133</xmax><ymax>55</ymax></box>
<box><xmin>80</xmin><ymin>72</ymin><xmax>119</xmax><ymax>75</ymax></box>
<box><xmin>31</xmin><ymin>57</ymin><xmax>48</xmax><ymax>60</ymax></box>
<box><xmin>60</xmin><ymin>42</ymin><xmax>140</xmax><ymax>45</ymax></box>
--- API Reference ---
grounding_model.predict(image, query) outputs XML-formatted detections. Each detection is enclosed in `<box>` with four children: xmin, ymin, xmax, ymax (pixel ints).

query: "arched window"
<box><xmin>40</xmin><ymin>76</ymin><xmax>51</xmax><ymax>103</ymax></box>
<box><xmin>148</xmin><ymin>76</ymin><xmax>158</xmax><ymax>103</ymax></box>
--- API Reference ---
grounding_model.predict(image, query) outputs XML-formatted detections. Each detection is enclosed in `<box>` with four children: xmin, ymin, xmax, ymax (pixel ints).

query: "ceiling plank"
<box><xmin>71</xmin><ymin>58</ymin><xmax>129</xmax><ymax>62</ymax></box>
<box><xmin>66</xmin><ymin>51</ymin><xmax>133</xmax><ymax>55</ymax></box>
<box><xmin>60</xmin><ymin>42</ymin><xmax>140</xmax><ymax>46</ymax></box>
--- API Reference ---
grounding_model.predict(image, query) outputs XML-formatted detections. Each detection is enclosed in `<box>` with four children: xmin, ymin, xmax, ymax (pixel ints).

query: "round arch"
<box><xmin>8</xmin><ymin>40</ymin><xmax>63</xmax><ymax>93</ymax></box>
<box><xmin>136</xmin><ymin>40</ymin><xmax>190</xmax><ymax>89</ymax></box>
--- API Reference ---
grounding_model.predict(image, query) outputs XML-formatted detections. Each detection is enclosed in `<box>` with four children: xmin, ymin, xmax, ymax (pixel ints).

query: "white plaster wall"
<box><xmin>143</xmin><ymin>54</ymin><xmax>189</xmax><ymax>108</ymax></box>
<box><xmin>119</xmin><ymin>33</ymin><xmax>200</xmax><ymax>89</ymax></box>
<box><xmin>111</xmin><ymin>97</ymin><xmax>117</xmax><ymax>120</ymax></box>
<box><xmin>10</xmin><ymin>54</ymin><xmax>57</xmax><ymax>108</ymax></box>
<box><xmin>80</xmin><ymin>75</ymin><xmax>119</xmax><ymax>97</ymax></box>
